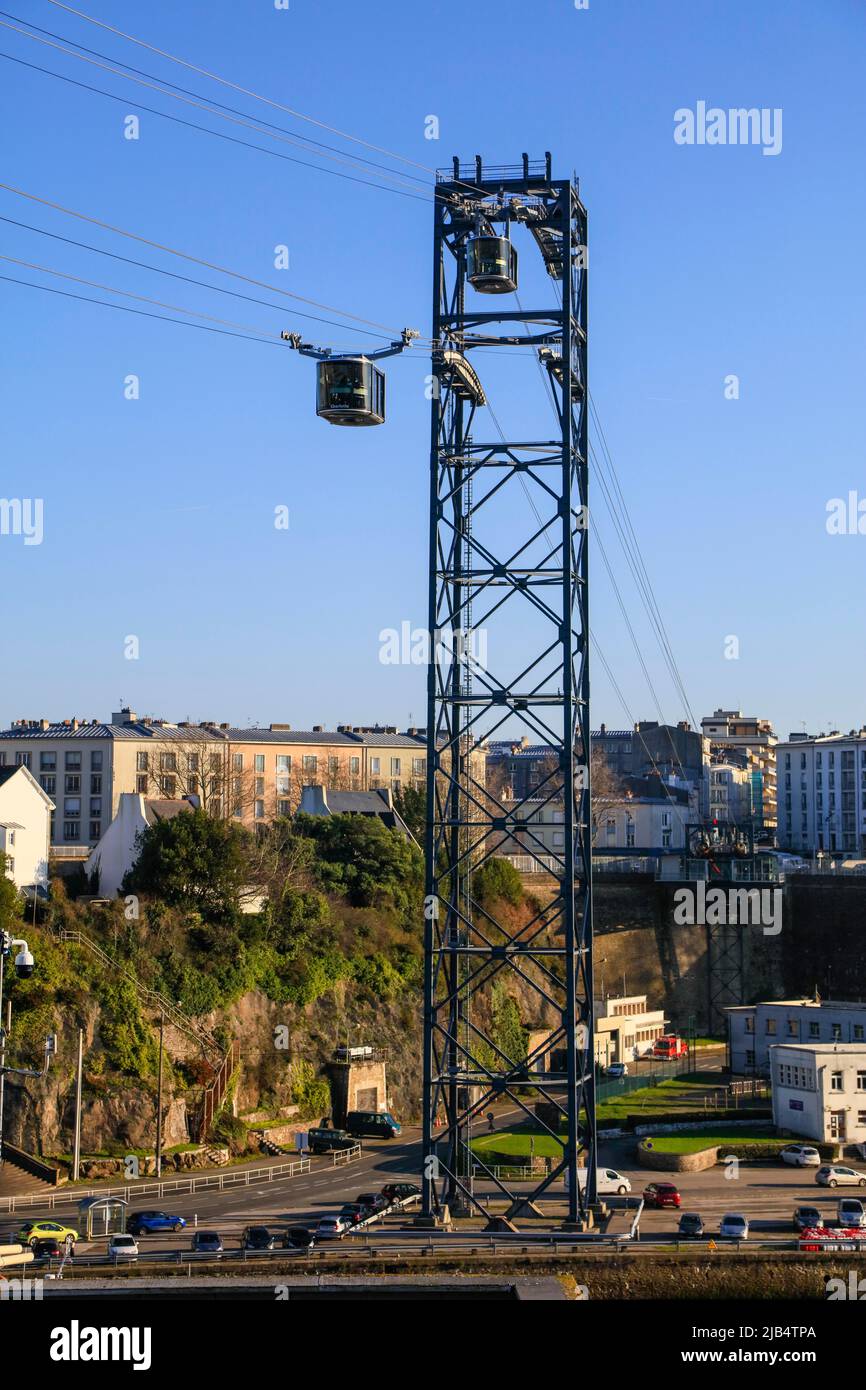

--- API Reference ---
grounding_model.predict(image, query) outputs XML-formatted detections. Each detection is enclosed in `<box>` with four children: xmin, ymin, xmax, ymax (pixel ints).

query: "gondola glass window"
<box><xmin>466</xmin><ymin>235</ymin><xmax>518</xmax><ymax>294</ymax></box>
<box><xmin>316</xmin><ymin>357</ymin><xmax>386</xmax><ymax>425</ymax></box>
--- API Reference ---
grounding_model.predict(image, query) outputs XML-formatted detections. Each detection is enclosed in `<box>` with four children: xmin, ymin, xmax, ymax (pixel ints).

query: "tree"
<box><xmin>393</xmin><ymin>785</ymin><xmax>425</xmax><ymax>842</ymax></box>
<box><xmin>0</xmin><ymin>853</ymin><xmax>22</xmax><ymax>936</ymax></box>
<box><xmin>293</xmin><ymin>812</ymin><xmax>423</xmax><ymax>918</ymax></box>
<box><xmin>123</xmin><ymin>809</ymin><xmax>252</xmax><ymax>924</ymax></box>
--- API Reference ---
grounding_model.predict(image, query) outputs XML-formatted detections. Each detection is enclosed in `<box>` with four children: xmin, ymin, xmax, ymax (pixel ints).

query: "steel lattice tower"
<box><xmin>422</xmin><ymin>154</ymin><xmax>595</xmax><ymax>1225</ymax></box>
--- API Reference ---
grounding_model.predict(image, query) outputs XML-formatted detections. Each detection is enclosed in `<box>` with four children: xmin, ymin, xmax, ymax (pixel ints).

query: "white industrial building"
<box><xmin>727</xmin><ymin>998</ymin><xmax>866</xmax><ymax>1075</ymax></box>
<box><xmin>594</xmin><ymin>994</ymin><xmax>668</xmax><ymax>1066</ymax></box>
<box><xmin>770</xmin><ymin>1042</ymin><xmax>866</xmax><ymax>1145</ymax></box>
<box><xmin>0</xmin><ymin>764</ymin><xmax>54</xmax><ymax>891</ymax></box>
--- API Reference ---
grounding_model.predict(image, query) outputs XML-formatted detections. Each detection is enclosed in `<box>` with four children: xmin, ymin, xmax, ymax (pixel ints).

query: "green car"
<box><xmin>17</xmin><ymin>1220</ymin><xmax>79</xmax><ymax>1248</ymax></box>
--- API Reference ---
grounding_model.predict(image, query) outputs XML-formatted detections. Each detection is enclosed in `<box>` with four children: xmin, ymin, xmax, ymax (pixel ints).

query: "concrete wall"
<box><xmin>328</xmin><ymin>1060</ymin><xmax>388</xmax><ymax>1127</ymax></box>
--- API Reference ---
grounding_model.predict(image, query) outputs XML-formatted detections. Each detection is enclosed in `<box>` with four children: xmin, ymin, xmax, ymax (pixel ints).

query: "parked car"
<box><xmin>30</xmin><ymin>1236</ymin><xmax>66</xmax><ymax>1261</ymax></box>
<box><xmin>380</xmin><ymin>1182</ymin><xmax>422</xmax><ymax>1209</ymax></box>
<box><xmin>315</xmin><ymin>1215</ymin><xmax>349</xmax><ymax>1241</ymax></box>
<box><xmin>677</xmin><ymin>1212</ymin><xmax>704</xmax><ymax>1238</ymax></box>
<box><xmin>191</xmin><ymin>1231</ymin><xmax>224</xmax><ymax>1255</ymax></box>
<box><xmin>307</xmin><ymin>1127</ymin><xmax>356</xmax><ymax>1155</ymax></box>
<box><xmin>283</xmin><ymin>1226</ymin><xmax>316</xmax><ymax>1250</ymax></box>
<box><xmin>816</xmin><ymin>1165</ymin><xmax>866</xmax><ymax>1188</ymax></box>
<box><xmin>239</xmin><ymin>1226</ymin><xmax>275</xmax><ymax>1251</ymax></box>
<box><xmin>780</xmin><ymin>1144</ymin><xmax>821</xmax><ymax>1167</ymax></box>
<box><xmin>108</xmin><ymin>1234</ymin><xmax>139</xmax><ymax>1261</ymax></box>
<box><xmin>793</xmin><ymin>1205</ymin><xmax>824</xmax><ymax>1232</ymax></box>
<box><xmin>604</xmin><ymin>1062</ymin><xmax>629</xmax><ymax>1079</ymax></box>
<box><xmin>345</xmin><ymin>1111</ymin><xmax>402</xmax><ymax>1140</ymax></box>
<box><xmin>17</xmin><ymin>1220</ymin><xmax>79</xmax><ymax>1249</ymax></box>
<box><xmin>643</xmin><ymin>1182</ymin><xmax>682</xmax><ymax>1209</ymax></box>
<box><xmin>339</xmin><ymin>1203</ymin><xmax>374</xmax><ymax>1228</ymax></box>
<box><xmin>838</xmin><ymin>1198</ymin><xmax>866</xmax><ymax>1228</ymax></box>
<box><xmin>128</xmin><ymin>1211</ymin><xmax>187</xmax><ymax>1236</ymax></box>
<box><xmin>355</xmin><ymin>1192</ymin><xmax>391</xmax><ymax>1216</ymax></box>
<box><xmin>719</xmin><ymin>1213</ymin><xmax>749</xmax><ymax>1240</ymax></box>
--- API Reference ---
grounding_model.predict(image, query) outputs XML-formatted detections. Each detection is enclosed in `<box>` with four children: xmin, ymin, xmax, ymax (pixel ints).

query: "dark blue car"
<box><xmin>127</xmin><ymin>1210</ymin><xmax>188</xmax><ymax>1236</ymax></box>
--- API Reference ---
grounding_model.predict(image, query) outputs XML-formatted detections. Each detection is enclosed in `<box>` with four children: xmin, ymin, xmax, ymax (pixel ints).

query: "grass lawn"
<box><xmin>470</xmin><ymin>1127</ymin><xmax>564</xmax><ymax>1160</ymax></box>
<box><xmin>643</xmin><ymin>1126</ymin><xmax>780</xmax><ymax>1154</ymax></box>
<box><xmin>596</xmin><ymin>1072</ymin><xmax>742</xmax><ymax>1123</ymax></box>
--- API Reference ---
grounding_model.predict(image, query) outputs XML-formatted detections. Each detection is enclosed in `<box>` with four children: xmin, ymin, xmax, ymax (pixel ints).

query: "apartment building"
<box><xmin>727</xmin><ymin>998</ymin><xmax>866</xmax><ymax>1075</ymax></box>
<box><xmin>487</xmin><ymin>723</ymin><xmax>706</xmax><ymax>801</ymax></box>
<box><xmin>0</xmin><ymin>710</ymin><xmax>430</xmax><ymax>856</ymax></box>
<box><xmin>706</xmin><ymin>758</ymin><xmax>755</xmax><ymax>825</ymax></box>
<box><xmin>701</xmin><ymin>709</ymin><xmax>777</xmax><ymax>834</ymax></box>
<box><xmin>776</xmin><ymin>729</ymin><xmax>866</xmax><ymax>856</ymax></box>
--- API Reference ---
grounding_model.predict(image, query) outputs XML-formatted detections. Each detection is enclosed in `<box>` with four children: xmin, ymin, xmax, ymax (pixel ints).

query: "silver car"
<box><xmin>719</xmin><ymin>1213</ymin><xmax>749</xmax><ymax>1240</ymax></box>
<box><xmin>816</xmin><ymin>1165</ymin><xmax>866</xmax><ymax>1188</ymax></box>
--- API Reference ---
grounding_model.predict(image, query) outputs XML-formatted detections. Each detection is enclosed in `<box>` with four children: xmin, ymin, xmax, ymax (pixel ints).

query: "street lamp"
<box><xmin>0</xmin><ymin>932</ymin><xmax>56</xmax><ymax>1168</ymax></box>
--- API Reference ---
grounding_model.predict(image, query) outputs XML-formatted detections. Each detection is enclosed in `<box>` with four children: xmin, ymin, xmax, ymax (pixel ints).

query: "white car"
<box><xmin>816</xmin><ymin>1165</ymin><xmax>866</xmax><ymax>1188</ymax></box>
<box><xmin>780</xmin><ymin>1144</ymin><xmax>821</xmax><ymax>1167</ymax></box>
<box><xmin>719</xmin><ymin>1213</ymin><xmax>749</xmax><ymax>1240</ymax></box>
<box><xmin>108</xmin><ymin>1234</ymin><xmax>139</xmax><ymax>1261</ymax></box>
<box><xmin>315</xmin><ymin>1216</ymin><xmax>349</xmax><ymax>1241</ymax></box>
<box><xmin>838</xmin><ymin>1198</ymin><xmax>866</xmax><ymax>1228</ymax></box>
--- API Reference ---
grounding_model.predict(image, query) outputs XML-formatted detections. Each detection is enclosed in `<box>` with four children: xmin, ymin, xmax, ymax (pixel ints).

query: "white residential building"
<box><xmin>770</xmin><ymin>1043</ymin><xmax>866</xmax><ymax>1145</ymax></box>
<box><xmin>594</xmin><ymin>994</ymin><xmax>668</xmax><ymax>1066</ymax></box>
<box><xmin>85</xmin><ymin>793</ymin><xmax>194</xmax><ymax>898</ymax></box>
<box><xmin>776</xmin><ymin>729</ymin><xmax>866</xmax><ymax>856</ymax></box>
<box><xmin>701</xmin><ymin>709</ymin><xmax>777</xmax><ymax>833</ymax></box>
<box><xmin>0</xmin><ymin>765</ymin><xmax>54</xmax><ymax>890</ymax></box>
<box><xmin>727</xmin><ymin>999</ymin><xmax>866</xmax><ymax>1075</ymax></box>
<box><xmin>706</xmin><ymin>760</ymin><xmax>754</xmax><ymax>824</ymax></box>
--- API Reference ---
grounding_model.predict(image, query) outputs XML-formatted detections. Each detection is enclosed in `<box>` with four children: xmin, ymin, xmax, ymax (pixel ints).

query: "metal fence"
<box><xmin>0</xmin><ymin>1146</ymin><xmax>362</xmax><ymax>1214</ymax></box>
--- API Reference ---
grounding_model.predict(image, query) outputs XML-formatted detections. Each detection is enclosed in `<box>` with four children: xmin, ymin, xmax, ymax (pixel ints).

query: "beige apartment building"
<box><xmin>0</xmin><ymin>710</ymin><xmax>430</xmax><ymax>858</ymax></box>
<box><xmin>701</xmin><ymin>708</ymin><xmax>777</xmax><ymax>835</ymax></box>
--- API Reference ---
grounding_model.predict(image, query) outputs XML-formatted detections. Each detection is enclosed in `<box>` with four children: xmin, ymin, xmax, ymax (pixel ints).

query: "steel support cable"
<box><xmin>0</xmin><ymin>8</ymin><xmax>434</xmax><ymax>189</ymax></box>
<box><xmin>0</xmin><ymin>271</ymin><xmax>284</xmax><ymax>345</ymax></box>
<box><xmin>0</xmin><ymin>179</ymin><xmax>407</xmax><ymax>336</ymax></box>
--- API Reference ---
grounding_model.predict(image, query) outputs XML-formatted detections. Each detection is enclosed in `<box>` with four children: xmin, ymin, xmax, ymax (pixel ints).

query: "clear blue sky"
<box><xmin>1</xmin><ymin>0</ymin><xmax>864</xmax><ymax>739</ymax></box>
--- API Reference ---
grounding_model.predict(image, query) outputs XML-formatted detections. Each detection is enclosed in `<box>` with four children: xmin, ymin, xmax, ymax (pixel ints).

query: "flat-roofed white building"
<box><xmin>727</xmin><ymin>998</ymin><xmax>866</xmax><ymax>1075</ymax></box>
<box><xmin>770</xmin><ymin>1042</ymin><xmax>866</xmax><ymax>1145</ymax></box>
<box><xmin>594</xmin><ymin>994</ymin><xmax>668</xmax><ymax>1066</ymax></box>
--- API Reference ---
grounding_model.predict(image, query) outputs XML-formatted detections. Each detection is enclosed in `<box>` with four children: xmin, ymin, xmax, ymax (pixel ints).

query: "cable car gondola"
<box><xmin>283</xmin><ymin>328</ymin><xmax>419</xmax><ymax>427</ymax></box>
<box><xmin>466</xmin><ymin>234</ymin><xmax>518</xmax><ymax>294</ymax></box>
<box><xmin>317</xmin><ymin>357</ymin><xmax>384</xmax><ymax>426</ymax></box>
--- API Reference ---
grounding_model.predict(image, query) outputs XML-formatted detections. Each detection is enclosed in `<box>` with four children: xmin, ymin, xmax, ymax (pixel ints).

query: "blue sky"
<box><xmin>1</xmin><ymin>0</ymin><xmax>864</xmax><ymax>739</ymax></box>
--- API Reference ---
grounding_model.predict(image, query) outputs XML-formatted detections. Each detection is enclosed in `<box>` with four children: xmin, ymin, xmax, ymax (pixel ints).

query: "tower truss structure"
<box><xmin>422</xmin><ymin>155</ymin><xmax>595</xmax><ymax>1225</ymax></box>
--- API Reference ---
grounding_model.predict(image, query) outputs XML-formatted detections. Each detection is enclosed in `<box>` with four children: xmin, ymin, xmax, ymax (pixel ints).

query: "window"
<box><xmin>188</xmin><ymin>776</ymin><xmax>199</xmax><ymax>795</ymax></box>
<box><xmin>412</xmin><ymin>757</ymin><xmax>424</xmax><ymax>775</ymax></box>
<box><xmin>159</xmin><ymin>776</ymin><xmax>176</xmax><ymax>797</ymax></box>
<box><xmin>63</xmin><ymin>820</ymin><xmax>79</xmax><ymax>841</ymax></box>
<box><xmin>831</xmin><ymin>1071</ymin><xmax>843</xmax><ymax>1091</ymax></box>
<box><xmin>136</xmin><ymin>775</ymin><xmax>148</xmax><ymax>793</ymax></box>
<box><xmin>276</xmin><ymin>775</ymin><xmax>290</xmax><ymax>795</ymax></box>
<box><xmin>91</xmin><ymin>750</ymin><xmax>103</xmax><ymax>770</ymax></box>
<box><xmin>65</xmin><ymin>751</ymin><xmax>82</xmax><ymax>770</ymax></box>
<box><xmin>40</xmin><ymin>751</ymin><xmax>56</xmax><ymax>771</ymax></box>
<box><xmin>278</xmin><ymin>799</ymin><xmax>291</xmax><ymax>817</ymax></box>
<box><xmin>90</xmin><ymin>798</ymin><xmax>102</xmax><ymax>816</ymax></box>
<box><xmin>233</xmin><ymin>753</ymin><xmax>244</xmax><ymax>771</ymax></box>
<box><xmin>188</xmin><ymin>753</ymin><xmax>199</xmax><ymax>773</ymax></box>
<box><xmin>745</xmin><ymin>1017</ymin><xmax>755</xmax><ymax>1034</ymax></box>
<box><xmin>137</xmin><ymin>752</ymin><xmax>148</xmax><ymax>772</ymax></box>
<box><xmin>65</xmin><ymin>774</ymin><xmax>80</xmax><ymax>793</ymax></box>
<box><xmin>91</xmin><ymin>774</ymin><xmax>102</xmax><ymax>795</ymax></box>
<box><xmin>255</xmin><ymin>754</ymin><xmax>265</xmax><ymax>773</ymax></box>
<box><xmin>809</xmin><ymin>1021</ymin><xmax>820</xmax><ymax>1038</ymax></box>
<box><xmin>858</xmin><ymin>1113</ymin><xmax>866</xmax><ymax>1127</ymax></box>
<box><xmin>351</xmin><ymin>756</ymin><xmax>360</xmax><ymax>776</ymax></box>
<box><xmin>276</xmin><ymin>754</ymin><xmax>291</xmax><ymax>773</ymax></box>
<box><xmin>15</xmin><ymin>752</ymin><xmax>32</xmax><ymax>768</ymax></box>
<box><xmin>856</xmin><ymin>1025</ymin><xmax>865</xmax><ymax>1042</ymax></box>
<box><xmin>766</xmin><ymin>1018</ymin><xmax>777</xmax><ymax>1035</ymax></box>
<box><xmin>370</xmin><ymin>757</ymin><xmax>380</xmax><ymax>776</ymax></box>
<box><xmin>255</xmin><ymin>778</ymin><xmax>264</xmax><ymax>796</ymax></box>
<box><xmin>254</xmin><ymin>800</ymin><xmax>265</xmax><ymax>820</ymax></box>
<box><xmin>41</xmin><ymin>775</ymin><xmax>56</xmax><ymax>795</ymax></box>
<box><xmin>303</xmin><ymin>755</ymin><xmax>318</xmax><ymax>774</ymax></box>
<box><xmin>89</xmin><ymin>821</ymin><xmax>101</xmax><ymax>841</ymax></box>
<box><xmin>391</xmin><ymin>757</ymin><xmax>401</xmax><ymax>777</ymax></box>
<box><xmin>160</xmin><ymin>752</ymin><xmax>177</xmax><ymax>772</ymax></box>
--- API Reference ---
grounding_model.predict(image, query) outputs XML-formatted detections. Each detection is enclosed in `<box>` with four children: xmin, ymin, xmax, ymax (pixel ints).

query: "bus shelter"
<box><xmin>78</xmin><ymin>1196</ymin><xmax>128</xmax><ymax>1238</ymax></box>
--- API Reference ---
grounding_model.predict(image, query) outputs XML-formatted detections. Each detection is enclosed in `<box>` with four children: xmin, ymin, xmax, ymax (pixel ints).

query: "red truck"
<box><xmin>651</xmin><ymin>1035</ymin><xmax>689</xmax><ymax>1060</ymax></box>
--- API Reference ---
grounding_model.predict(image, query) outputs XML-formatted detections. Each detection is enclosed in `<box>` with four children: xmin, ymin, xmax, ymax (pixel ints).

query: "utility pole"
<box><xmin>155</xmin><ymin>1009</ymin><xmax>164</xmax><ymax>1179</ymax></box>
<box><xmin>72</xmin><ymin>1027</ymin><xmax>83</xmax><ymax>1182</ymax></box>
